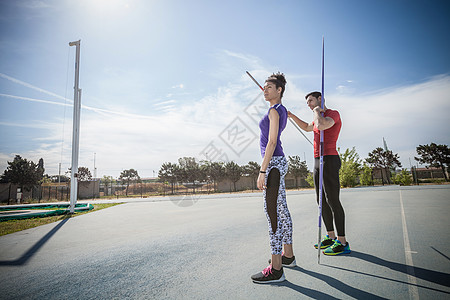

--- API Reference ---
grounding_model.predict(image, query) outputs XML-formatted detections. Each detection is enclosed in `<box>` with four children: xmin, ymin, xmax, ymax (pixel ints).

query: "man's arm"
<box><xmin>288</xmin><ymin>111</ymin><xmax>314</xmax><ymax>132</ymax></box>
<box><xmin>312</xmin><ymin>107</ymin><xmax>335</xmax><ymax>130</ymax></box>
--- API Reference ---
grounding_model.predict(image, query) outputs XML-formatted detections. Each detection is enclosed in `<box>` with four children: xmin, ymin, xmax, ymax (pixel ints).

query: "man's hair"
<box><xmin>265</xmin><ymin>72</ymin><xmax>287</xmax><ymax>98</ymax></box>
<box><xmin>305</xmin><ymin>91</ymin><xmax>321</xmax><ymax>100</ymax></box>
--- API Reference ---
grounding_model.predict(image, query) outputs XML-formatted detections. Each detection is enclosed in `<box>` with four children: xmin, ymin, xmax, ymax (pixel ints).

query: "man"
<box><xmin>288</xmin><ymin>91</ymin><xmax>350</xmax><ymax>255</ymax></box>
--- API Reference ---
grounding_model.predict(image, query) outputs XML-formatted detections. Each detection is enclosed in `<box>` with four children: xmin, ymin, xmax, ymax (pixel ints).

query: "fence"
<box><xmin>0</xmin><ymin>181</ymin><xmax>100</xmax><ymax>204</ymax></box>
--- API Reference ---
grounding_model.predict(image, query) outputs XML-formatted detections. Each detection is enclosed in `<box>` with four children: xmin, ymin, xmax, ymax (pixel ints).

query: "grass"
<box><xmin>0</xmin><ymin>203</ymin><xmax>123</xmax><ymax>236</ymax></box>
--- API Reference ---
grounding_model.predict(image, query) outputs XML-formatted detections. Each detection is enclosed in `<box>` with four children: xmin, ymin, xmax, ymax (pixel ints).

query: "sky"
<box><xmin>0</xmin><ymin>0</ymin><xmax>449</xmax><ymax>179</ymax></box>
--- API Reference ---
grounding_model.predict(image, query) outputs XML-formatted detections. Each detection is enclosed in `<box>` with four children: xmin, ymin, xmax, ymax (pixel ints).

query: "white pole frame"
<box><xmin>69</xmin><ymin>40</ymin><xmax>81</xmax><ymax>213</ymax></box>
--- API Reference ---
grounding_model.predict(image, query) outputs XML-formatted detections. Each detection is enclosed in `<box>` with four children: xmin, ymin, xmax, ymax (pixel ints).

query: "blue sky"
<box><xmin>1</xmin><ymin>0</ymin><xmax>449</xmax><ymax>178</ymax></box>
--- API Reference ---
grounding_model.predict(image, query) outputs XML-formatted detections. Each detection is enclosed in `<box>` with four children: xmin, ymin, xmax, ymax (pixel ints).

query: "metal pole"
<box><xmin>317</xmin><ymin>36</ymin><xmax>325</xmax><ymax>264</ymax></box>
<box><xmin>69</xmin><ymin>40</ymin><xmax>81</xmax><ymax>213</ymax></box>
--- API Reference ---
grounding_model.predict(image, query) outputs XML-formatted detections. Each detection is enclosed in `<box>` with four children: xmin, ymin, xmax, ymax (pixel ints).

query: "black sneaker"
<box><xmin>323</xmin><ymin>240</ymin><xmax>351</xmax><ymax>256</ymax></box>
<box><xmin>268</xmin><ymin>255</ymin><xmax>297</xmax><ymax>267</ymax></box>
<box><xmin>251</xmin><ymin>265</ymin><xmax>285</xmax><ymax>284</ymax></box>
<box><xmin>314</xmin><ymin>235</ymin><xmax>335</xmax><ymax>249</ymax></box>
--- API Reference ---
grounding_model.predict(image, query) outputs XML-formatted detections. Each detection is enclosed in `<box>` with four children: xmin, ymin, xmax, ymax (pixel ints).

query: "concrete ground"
<box><xmin>0</xmin><ymin>185</ymin><xmax>449</xmax><ymax>299</ymax></box>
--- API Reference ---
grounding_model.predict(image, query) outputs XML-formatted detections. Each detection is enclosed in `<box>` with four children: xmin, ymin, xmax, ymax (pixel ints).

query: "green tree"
<box><xmin>202</xmin><ymin>161</ymin><xmax>226</xmax><ymax>192</ymax></box>
<box><xmin>159</xmin><ymin>162</ymin><xmax>179</xmax><ymax>194</ymax></box>
<box><xmin>365</xmin><ymin>147</ymin><xmax>402</xmax><ymax>184</ymax></box>
<box><xmin>178</xmin><ymin>157</ymin><xmax>202</xmax><ymax>193</ymax></box>
<box><xmin>38</xmin><ymin>158</ymin><xmax>45</xmax><ymax>181</ymax></box>
<box><xmin>339</xmin><ymin>147</ymin><xmax>362</xmax><ymax>187</ymax></box>
<box><xmin>51</xmin><ymin>175</ymin><xmax>70</xmax><ymax>183</ymax></box>
<box><xmin>119</xmin><ymin>169</ymin><xmax>140</xmax><ymax>196</ymax></box>
<box><xmin>305</xmin><ymin>172</ymin><xmax>314</xmax><ymax>188</ymax></box>
<box><xmin>102</xmin><ymin>175</ymin><xmax>115</xmax><ymax>196</ymax></box>
<box><xmin>41</xmin><ymin>174</ymin><xmax>52</xmax><ymax>184</ymax></box>
<box><xmin>288</xmin><ymin>156</ymin><xmax>309</xmax><ymax>189</ymax></box>
<box><xmin>393</xmin><ymin>169</ymin><xmax>413</xmax><ymax>186</ymax></box>
<box><xmin>243</xmin><ymin>161</ymin><xmax>260</xmax><ymax>191</ymax></box>
<box><xmin>0</xmin><ymin>155</ymin><xmax>43</xmax><ymax>191</ymax></box>
<box><xmin>77</xmin><ymin>167</ymin><xmax>92</xmax><ymax>181</ymax></box>
<box><xmin>66</xmin><ymin>167</ymin><xmax>92</xmax><ymax>182</ymax></box>
<box><xmin>225</xmin><ymin>161</ymin><xmax>242</xmax><ymax>192</ymax></box>
<box><xmin>359</xmin><ymin>163</ymin><xmax>374</xmax><ymax>186</ymax></box>
<box><xmin>415</xmin><ymin>143</ymin><xmax>449</xmax><ymax>181</ymax></box>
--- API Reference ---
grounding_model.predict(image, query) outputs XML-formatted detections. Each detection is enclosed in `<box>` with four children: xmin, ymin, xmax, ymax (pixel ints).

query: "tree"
<box><xmin>66</xmin><ymin>167</ymin><xmax>92</xmax><ymax>182</ymax></box>
<box><xmin>51</xmin><ymin>175</ymin><xmax>70</xmax><ymax>183</ymax></box>
<box><xmin>359</xmin><ymin>163</ymin><xmax>374</xmax><ymax>186</ymax></box>
<box><xmin>288</xmin><ymin>156</ymin><xmax>309</xmax><ymax>189</ymax></box>
<box><xmin>200</xmin><ymin>161</ymin><xmax>225</xmax><ymax>193</ymax></box>
<box><xmin>415</xmin><ymin>143</ymin><xmax>449</xmax><ymax>181</ymax></box>
<box><xmin>178</xmin><ymin>157</ymin><xmax>202</xmax><ymax>193</ymax></box>
<box><xmin>243</xmin><ymin>161</ymin><xmax>260</xmax><ymax>191</ymax></box>
<box><xmin>41</xmin><ymin>174</ymin><xmax>52</xmax><ymax>184</ymax></box>
<box><xmin>102</xmin><ymin>175</ymin><xmax>115</xmax><ymax>196</ymax></box>
<box><xmin>0</xmin><ymin>155</ymin><xmax>43</xmax><ymax>191</ymax></box>
<box><xmin>225</xmin><ymin>161</ymin><xmax>242</xmax><ymax>192</ymax></box>
<box><xmin>393</xmin><ymin>169</ymin><xmax>413</xmax><ymax>186</ymax></box>
<box><xmin>159</xmin><ymin>162</ymin><xmax>179</xmax><ymax>194</ymax></box>
<box><xmin>77</xmin><ymin>167</ymin><xmax>92</xmax><ymax>181</ymax></box>
<box><xmin>38</xmin><ymin>158</ymin><xmax>45</xmax><ymax>181</ymax></box>
<box><xmin>339</xmin><ymin>147</ymin><xmax>362</xmax><ymax>187</ymax></box>
<box><xmin>365</xmin><ymin>147</ymin><xmax>402</xmax><ymax>184</ymax></box>
<box><xmin>209</xmin><ymin>161</ymin><xmax>226</xmax><ymax>192</ymax></box>
<box><xmin>305</xmin><ymin>173</ymin><xmax>314</xmax><ymax>188</ymax></box>
<box><xmin>119</xmin><ymin>169</ymin><xmax>140</xmax><ymax>196</ymax></box>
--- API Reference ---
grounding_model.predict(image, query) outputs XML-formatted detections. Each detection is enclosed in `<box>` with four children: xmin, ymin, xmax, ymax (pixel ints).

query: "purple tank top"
<box><xmin>259</xmin><ymin>103</ymin><xmax>287</xmax><ymax>158</ymax></box>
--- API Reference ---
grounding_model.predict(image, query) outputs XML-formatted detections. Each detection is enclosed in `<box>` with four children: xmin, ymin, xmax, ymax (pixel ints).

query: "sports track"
<box><xmin>0</xmin><ymin>185</ymin><xmax>449</xmax><ymax>299</ymax></box>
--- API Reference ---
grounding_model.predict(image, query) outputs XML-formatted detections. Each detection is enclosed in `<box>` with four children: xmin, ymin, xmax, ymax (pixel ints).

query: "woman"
<box><xmin>251</xmin><ymin>72</ymin><xmax>296</xmax><ymax>284</ymax></box>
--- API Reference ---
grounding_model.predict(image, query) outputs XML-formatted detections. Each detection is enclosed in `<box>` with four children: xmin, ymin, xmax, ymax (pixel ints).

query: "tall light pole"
<box><xmin>69</xmin><ymin>40</ymin><xmax>81</xmax><ymax>213</ymax></box>
<box><xmin>94</xmin><ymin>152</ymin><xmax>97</xmax><ymax>178</ymax></box>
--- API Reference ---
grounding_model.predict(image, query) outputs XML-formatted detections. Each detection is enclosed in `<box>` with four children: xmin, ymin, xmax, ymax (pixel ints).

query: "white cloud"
<box><xmin>332</xmin><ymin>74</ymin><xmax>450</xmax><ymax>167</ymax></box>
<box><xmin>171</xmin><ymin>84</ymin><xmax>184</xmax><ymax>89</ymax></box>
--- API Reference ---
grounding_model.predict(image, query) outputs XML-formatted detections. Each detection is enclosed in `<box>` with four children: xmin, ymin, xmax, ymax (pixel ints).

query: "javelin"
<box><xmin>245</xmin><ymin>71</ymin><xmax>313</xmax><ymax>146</ymax></box>
<box><xmin>317</xmin><ymin>36</ymin><xmax>325</xmax><ymax>264</ymax></box>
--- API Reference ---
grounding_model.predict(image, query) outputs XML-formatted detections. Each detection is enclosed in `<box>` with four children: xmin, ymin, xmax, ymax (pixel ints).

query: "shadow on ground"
<box><xmin>0</xmin><ymin>217</ymin><xmax>70</xmax><ymax>266</ymax></box>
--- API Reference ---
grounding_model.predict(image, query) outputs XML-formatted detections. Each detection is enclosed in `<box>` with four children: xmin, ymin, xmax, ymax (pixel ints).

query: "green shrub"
<box><xmin>306</xmin><ymin>173</ymin><xmax>314</xmax><ymax>188</ymax></box>
<box><xmin>393</xmin><ymin>169</ymin><xmax>413</xmax><ymax>186</ymax></box>
<box><xmin>359</xmin><ymin>164</ymin><xmax>374</xmax><ymax>186</ymax></box>
<box><xmin>339</xmin><ymin>147</ymin><xmax>361</xmax><ymax>188</ymax></box>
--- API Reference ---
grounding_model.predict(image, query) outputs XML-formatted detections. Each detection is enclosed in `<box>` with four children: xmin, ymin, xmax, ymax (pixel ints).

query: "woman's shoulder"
<box><xmin>270</xmin><ymin>103</ymin><xmax>287</xmax><ymax>113</ymax></box>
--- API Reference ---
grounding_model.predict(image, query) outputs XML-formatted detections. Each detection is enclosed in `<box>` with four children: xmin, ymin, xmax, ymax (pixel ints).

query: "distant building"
<box><xmin>412</xmin><ymin>167</ymin><xmax>448</xmax><ymax>180</ymax></box>
<box><xmin>372</xmin><ymin>167</ymin><xmax>392</xmax><ymax>184</ymax></box>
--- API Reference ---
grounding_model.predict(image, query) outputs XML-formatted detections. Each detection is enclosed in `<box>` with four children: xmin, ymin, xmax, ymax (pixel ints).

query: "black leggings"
<box><xmin>314</xmin><ymin>155</ymin><xmax>345</xmax><ymax>236</ymax></box>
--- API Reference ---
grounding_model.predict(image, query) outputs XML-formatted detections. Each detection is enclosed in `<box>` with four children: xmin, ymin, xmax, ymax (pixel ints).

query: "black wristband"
<box><xmin>260</xmin><ymin>171</ymin><xmax>266</xmax><ymax>173</ymax></box>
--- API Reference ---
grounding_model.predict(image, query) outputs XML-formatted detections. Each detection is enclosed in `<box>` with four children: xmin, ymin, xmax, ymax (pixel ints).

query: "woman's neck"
<box><xmin>269</xmin><ymin>99</ymin><xmax>281</xmax><ymax>107</ymax></box>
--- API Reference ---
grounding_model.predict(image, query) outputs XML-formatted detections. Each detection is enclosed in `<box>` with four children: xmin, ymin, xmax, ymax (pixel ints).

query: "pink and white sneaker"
<box><xmin>251</xmin><ymin>265</ymin><xmax>285</xmax><ymax>284</ymax></box>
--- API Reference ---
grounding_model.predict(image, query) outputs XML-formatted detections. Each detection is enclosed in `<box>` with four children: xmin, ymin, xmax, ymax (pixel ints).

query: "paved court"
<box><xmin>0</xmin><ymin>185</ymin><xmax>449</xmax><ymax>299</ymax></box>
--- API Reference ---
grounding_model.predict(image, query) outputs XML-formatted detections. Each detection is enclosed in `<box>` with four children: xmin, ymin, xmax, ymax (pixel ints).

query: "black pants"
<box><xmin>314</xmin><ymin>155</ymin><xmax>345</xmax><ymax>236</ymax></box>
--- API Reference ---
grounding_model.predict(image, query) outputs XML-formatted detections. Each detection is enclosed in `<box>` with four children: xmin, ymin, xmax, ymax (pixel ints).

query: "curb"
<box><xmin>0</xmin><ymin>203</ymin><xmax>94</xmax><ymax>221</ymax></box>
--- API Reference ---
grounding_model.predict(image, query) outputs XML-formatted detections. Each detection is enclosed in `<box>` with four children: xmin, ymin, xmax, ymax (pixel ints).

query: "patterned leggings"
<box><xmin>263</xmin><ymin>156</ymin><xmax>293</xmax><ymax>255</ymax></box>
